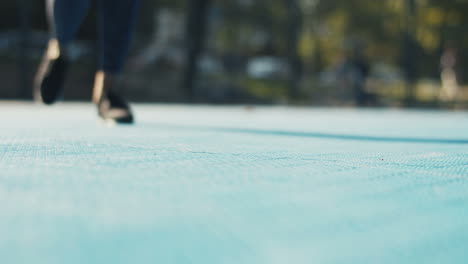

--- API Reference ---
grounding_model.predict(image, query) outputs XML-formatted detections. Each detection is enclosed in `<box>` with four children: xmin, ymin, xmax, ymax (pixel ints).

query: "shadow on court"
<box><xmin>148</xmin><ymin>123</ymin><xmax>468</xmax><ymax>145</ymax></box>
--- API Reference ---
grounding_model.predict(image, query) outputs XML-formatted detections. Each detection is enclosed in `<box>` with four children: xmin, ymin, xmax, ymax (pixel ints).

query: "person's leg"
<box><xmin>47</xmin><ymin>0</ymin><xmax>91</xmax><ymax>48</ymax></box>
<box><xmin>35</xmin><ymin>0</ymin><xmax>90</xmax><ymax>104</ymax></box>
<box><xmin>93</xmin><ymin>0</ymin><xmax>139</xmax><ymax>124</ymax></box>
<box><xmin>97</xmin><ymin>0</ymin><xmax>139</xmax><ymax>74</ymax></box>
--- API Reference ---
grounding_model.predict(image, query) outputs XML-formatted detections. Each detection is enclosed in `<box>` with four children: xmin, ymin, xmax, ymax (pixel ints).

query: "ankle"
<box><xmin>47</xmin><ymin>39</ymin><xmax>71</xmax><ymax>60</ymax></box>
<box><xmin>92</xmin><ymin>71</ymin><xmax>121</xmax><ymax>104</ymax></box>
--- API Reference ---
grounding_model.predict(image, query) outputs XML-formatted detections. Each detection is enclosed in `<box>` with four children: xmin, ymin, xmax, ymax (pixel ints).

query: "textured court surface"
<box><xmin>1</xmin><ymin>102</ymin><xmax>468</xmax><ymax>264</ymax></box>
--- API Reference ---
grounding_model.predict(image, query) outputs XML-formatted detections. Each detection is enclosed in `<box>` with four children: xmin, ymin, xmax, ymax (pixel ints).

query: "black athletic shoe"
<box><xmin>93</xmin><ymin>71</ymin><xmax>134</xmax><ymax>124</ymax></box>
<box><xmin>34</xmin><ymin>39</ymin><xmax>69</xmax><ymax>105</ymax></box>
<box><xmin>97</xmin><ymin>91</ymin><xmax>134</xmax><ymax>124</ymax></box>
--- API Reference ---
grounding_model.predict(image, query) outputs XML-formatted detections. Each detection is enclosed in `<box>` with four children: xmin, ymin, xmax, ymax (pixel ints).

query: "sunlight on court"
<box><xmin>1</xmin><ymin>102</ymin><xmax>467</xmax><ymax>264</ymax></box>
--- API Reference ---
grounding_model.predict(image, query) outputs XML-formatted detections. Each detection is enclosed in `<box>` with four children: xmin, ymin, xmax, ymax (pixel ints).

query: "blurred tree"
<box><xmin>18</xmin><ymin>0</ymin><xmax>32</xmax><ymax>99</ymax></box>
<box><xmin>284</xmin><ymin>0</ymin><xmax>303</xmax><ymax>100</ymax></box>
<box><xmin>183</xmin><ymin>0</ymin><xmax>212</xmax><ymax>101</ymax></box>
<box><xmin>1</xmin><ymin>0</ymin><xmax>468</xmax><ymax>104</ymax></box>
<box><xmin>402</xmin><ymin>0</ymin><xmax>418</xmax><ymax>106</ymax></box>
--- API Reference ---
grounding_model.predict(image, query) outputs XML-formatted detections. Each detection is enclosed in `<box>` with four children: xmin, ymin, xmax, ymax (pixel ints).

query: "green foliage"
<box><xmin>2</xmin><ymin>0</ymin><xmax>468</xmax><ymax>104</ymax></box>
<box><xmin>5</xmin><ymin>0</ymin><xmax>467</xmax><ymax>77</ymax></box>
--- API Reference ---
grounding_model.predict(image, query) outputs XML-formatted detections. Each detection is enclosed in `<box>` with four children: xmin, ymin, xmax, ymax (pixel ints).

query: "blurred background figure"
<box><xmin>335</xmin><ymin>40</ymin><xmax>372</xmax><ymax>106</ymax></box>
<box><xmin>439</xmin><ymin>44</ymin><xmax>459</xmax><ymax>102</ymax></box>
<box><xmin>1</xmin><ymin>0</ymin><xmax>467</xmax><ymax>109</ymax></box>
<box><xmin>131</xmin><ymin>8</ymin><xmax>185</xmax><ymax>70</ymax></box>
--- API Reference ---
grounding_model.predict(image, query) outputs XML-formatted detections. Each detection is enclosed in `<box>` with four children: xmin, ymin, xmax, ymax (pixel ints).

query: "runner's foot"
<box><xmin>93</xmin><ymin>71</ymin><xmax>134</xmax><ymax>124</ymax></box>
<box><xmin>34</xmin><ymin>39</ymin><xmax>69</xmax><ymax>104</ymax></box>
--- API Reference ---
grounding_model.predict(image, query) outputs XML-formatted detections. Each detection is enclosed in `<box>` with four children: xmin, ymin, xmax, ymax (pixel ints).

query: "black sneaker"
<box><xmin>97</xmin><ymin>91</ymin><xmax>134</xmax><ymax>124</ymax></box>
<box><xmin>34</xmin><ymin>39</ymin><xmax>69</xmax><ymax>105</ymax></box>
<box><xmin>93</xmin><ymin>71</ymin><xmax>134</xmax><ymax>124</ymax></box>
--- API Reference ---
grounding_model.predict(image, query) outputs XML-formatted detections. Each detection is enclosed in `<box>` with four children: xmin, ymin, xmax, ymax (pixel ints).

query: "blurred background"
<box><xmin>1</xmin><ymin>0</ymin><xmax>467</xmax><ymax>108</ymax></box>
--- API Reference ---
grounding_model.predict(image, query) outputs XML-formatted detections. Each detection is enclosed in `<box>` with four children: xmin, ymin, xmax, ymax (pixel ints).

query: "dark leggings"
<box><xmin>47</xmin><ymin>0</ymin><xmax>139</xmax><ymax>74</ymax></box>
